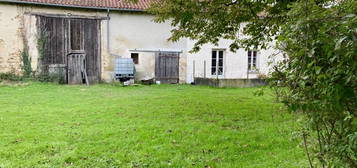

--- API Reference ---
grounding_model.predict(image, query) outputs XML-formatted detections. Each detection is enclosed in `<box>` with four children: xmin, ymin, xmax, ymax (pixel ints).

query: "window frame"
<box><xmin>68</xmin><ymin>19</ymin><xmax>85</xmax><ymax>53</ymax></box>
<box><xmin>211</xmin><ymin>49</ymin><xmax>225</xmax><ymax>77</ymax></box>
<box><xmin>248</xmin><ymin>50</ymin><xmax>259</xmax><ymax>73</ymax></box>
<box><xmin>131</xmin><ymin>53</ymin><xmax>139</xmax><ymax>64</ymax></box>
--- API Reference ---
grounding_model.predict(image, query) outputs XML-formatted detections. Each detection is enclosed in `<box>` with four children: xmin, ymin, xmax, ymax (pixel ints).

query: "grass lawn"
<box><xmin>0</xmin><ymin>82</ymin><xmax>307</xmax><ymax>167</ymax></box>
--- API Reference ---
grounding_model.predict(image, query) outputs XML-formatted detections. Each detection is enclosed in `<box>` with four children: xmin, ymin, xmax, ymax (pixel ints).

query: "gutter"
<box><xmin>129</xmin><ymin>49</ymin><xmax>183</xmax><ymax>53</ymax></box>
<box><xmin>0</xmin><ymin>0</ymin><xmax>145</xmax><ymax>12</ymax></box>
<box><xmin>106</xmin><ymin>9</ymin><xmax>122</xmax><ymax>59</ymax></box>
<box><xmin>107</xmin><ymin>9</ymin><xmax>111</xmax><ymax>53</ymax></box>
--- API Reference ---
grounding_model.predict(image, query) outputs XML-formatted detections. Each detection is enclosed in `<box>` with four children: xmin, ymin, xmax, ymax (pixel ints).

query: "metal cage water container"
<box><xmin>114</xmin><ymin>58</ymin><xmax>135</xmax><ymax>81</ymax></box>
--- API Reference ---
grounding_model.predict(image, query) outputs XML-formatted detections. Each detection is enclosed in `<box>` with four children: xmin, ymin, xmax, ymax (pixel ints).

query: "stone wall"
<box><xmin>0</xmin><ymin>4</ymin><xmax>24</xmax><ymax>74</ymax></box>
<box><xmin>194</xmin><ymin>78</ymin><xmax>267</xmax><ymax>88</ymax></box>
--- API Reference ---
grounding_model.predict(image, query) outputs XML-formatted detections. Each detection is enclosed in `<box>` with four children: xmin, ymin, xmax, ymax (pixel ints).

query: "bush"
<box><xmin>0</xmin><ymin>73</ymin><xmax>24</xmax><ymax>82</ymax></box>
<box><xmin>271</xmin><ymin>0</ymin><xmax>357</xmax><ymax>167</ymax></box>
<box><xmin>34</xmin><ymin>72</ymin><xmax>66</xmax><ymax>84</ymax></box>
<box><xmin>0</xmin><ymin>72</ymin><xmax>65</xmax><ymax>84</ymax></box>
<box><xmin>21</xmin><ymin>49</ymin><xmax>32</xmax><ymax>78</ymax></box>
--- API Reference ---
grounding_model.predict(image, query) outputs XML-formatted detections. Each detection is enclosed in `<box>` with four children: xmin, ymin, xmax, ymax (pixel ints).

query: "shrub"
<box><xmin>0</xmin><ymin>73</ymin><xmax>24</xmax><ymax>82</ymax></box>
<box><xmin>21</xmin><ymin>49</ymin><xmax>32</xmax><ymax>78</ymax></box>
<box><xmin>271</xmin><ymin>0</ymin><xmax>357</xmax><ymax>167</ymax></box>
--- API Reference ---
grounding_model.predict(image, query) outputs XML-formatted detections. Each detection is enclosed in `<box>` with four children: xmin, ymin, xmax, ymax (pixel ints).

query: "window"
<box><xmin>211</xmin><ymin>50</ymin><xmax>224</xmax><ymax>76</ymax></box>
<box><xmin>70</xmin><ymin>19</ymin><xmax>84</xmax><ymax>51</ymax></box>
<box><xmin>131</xmin><ymin>53</ymin><xmax>139</xmax><ymax>64</ymax></box>
<box><xmin>248</xmin><ymin>50</ymin><xmax>258</xmax><ymax>71</ymax></box>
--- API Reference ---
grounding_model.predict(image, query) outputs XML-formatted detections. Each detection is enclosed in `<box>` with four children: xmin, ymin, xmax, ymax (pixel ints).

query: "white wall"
<box><xmin>186</xmin><ymin>39</ymin><xmax>281</xmax><ymax>83</ymax></box>
<box><xmin>102</xmin><ymin>12</ymin><xmax>188</xmax><ymax>82</ymax></box>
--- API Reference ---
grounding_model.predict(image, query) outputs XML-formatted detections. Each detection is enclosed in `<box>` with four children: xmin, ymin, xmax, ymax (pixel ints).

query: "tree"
<box><xmin>147</xmin><ymin>0</ymin><xmax>357</xmax><ymax>167</ymax></box>
<box><xmin>148</xmin><ymin>0</ymin><xmax>295</xmax><ymax>52</ymax></box>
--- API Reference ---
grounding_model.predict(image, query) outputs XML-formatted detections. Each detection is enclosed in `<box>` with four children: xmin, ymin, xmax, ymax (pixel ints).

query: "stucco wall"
<box><xmin>102</xmin><ymin>13</ymin><xmax>187</xmax><ymax>83</ymax></box>
<box><xmin>0</xmin><ymin>4</ymin><xmax>23</xmax><ymax>74</ymax></box>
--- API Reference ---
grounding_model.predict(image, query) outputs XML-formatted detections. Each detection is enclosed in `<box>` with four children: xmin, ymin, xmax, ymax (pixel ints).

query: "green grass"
<box><xmin>0</xmin><ymin>82</ymin><xmax>307</xmax><ymax>167</ymax></box>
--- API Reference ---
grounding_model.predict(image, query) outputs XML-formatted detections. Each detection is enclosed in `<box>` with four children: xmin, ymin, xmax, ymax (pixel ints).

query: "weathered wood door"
<box><xmin>37</xmin><ymin>16</ymin><xmax>101</xmax><ymax>84</ymax></box>
<box><xmin>155</xmin><ymin>52</ymin><xmax>180</xmax><ymax>84</ymax></box>
<box><xmin>67</xmin><ymin>53</ymin><xmax>86</xmax><ymax>84</ymax></box>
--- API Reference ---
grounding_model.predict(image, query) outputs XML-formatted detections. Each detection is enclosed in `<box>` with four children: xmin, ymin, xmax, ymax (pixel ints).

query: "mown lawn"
<box><xmin>0</xmin><ymin>82</ymin><xmax>307</xmax><ymax>167</ymax></box>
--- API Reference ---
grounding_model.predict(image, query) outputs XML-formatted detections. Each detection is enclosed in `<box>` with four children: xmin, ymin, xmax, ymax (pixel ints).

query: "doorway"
<box><xmin>36</xmin><ymin>16</ymin><xmax>101</xmax><ymax>84</ymax></box>
<box><xmin>155</xmin><ymin>52</ymin><xmax>180</xmax><ymax>84</ymax></box>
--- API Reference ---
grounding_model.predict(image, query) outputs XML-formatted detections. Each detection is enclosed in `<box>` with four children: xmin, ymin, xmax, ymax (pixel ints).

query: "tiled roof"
<box><xmin>1</xmin><ymin>0</ymin><xmax>153</xmax><ymax>11</ymax></box>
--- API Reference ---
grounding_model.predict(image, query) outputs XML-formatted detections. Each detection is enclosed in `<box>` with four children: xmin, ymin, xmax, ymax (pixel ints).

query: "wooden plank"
<box><xmin>161</xmin><ymin>53</ymin><xmax>166</xmax><ymax>79</ymax></box>
<box><xmin>155</xmin><ymin>52</ymin><xmax>180</xmax><ymax>84</ymax></box>
<box><xmin>54</xmin><ymin>18</ymin><xmax>59</xmax><ymax>64</ymax></box>
<box><xmin>96</xmin><ymin>19</ymin><xmax>102</xmax><ymax>82</ymax></box>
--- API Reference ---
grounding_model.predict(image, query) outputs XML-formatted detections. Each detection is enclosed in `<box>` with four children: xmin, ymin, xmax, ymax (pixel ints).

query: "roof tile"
<box><xmin>14</xmin><ymin>0</ymin><xmax>152</xmax><ymax>10</ymax></box>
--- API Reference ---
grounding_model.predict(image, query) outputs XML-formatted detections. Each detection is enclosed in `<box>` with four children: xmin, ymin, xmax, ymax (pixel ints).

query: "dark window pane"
<box><xmin>70</xmin><ymin>19</ymin><xmax>83</xmax><ymax>51</ymax></box>
<box><xmin>218</xmin><ymin>67</ymin><xmax>223</xmax><ymax>75</ymax></box>
<box><xmin>212</xmin><ymin>58</ymin><xmax>216</xmax><ymax>66</ymax></box>
<box><xmin>212</xmin><ymin>50</ymin><xmax>217</xmax><ymax>75</ymax></box>
<box><xmin>248</xmin><ymin>51</ymin><xmax>252</xmax><ymax>70</ymax></box>
<box><xmin>219</xmin><ymin>51</ymin><xmax>224</xmax><ymax>58</ymax></box>
<box><xmin>211</xmin><ymin>67</ymin><xmax>216</xmax><ymax>75</ymax></box>
<box><xmin>253</xmin><ymin>51</ymin><xmax>257</xmax><ymax>67</ymax></box>
<box><xmin>218</xmin><ymin>61</ymin><xmax>223</xmax><ymax>67</ymax></box>
<box><xmin>131</xmin><ymin>53</ymin><xmax>139</xmax><ymax>64</ymax></box>
<box><xmin>212</xmin><ymin>51</ymin><xmax>217</xmax><ymax>59</ymax></box>
<box><xmin>219</xmin><ymin>57</ymin><xmax>223</xmax><ymax>67</ymax></box>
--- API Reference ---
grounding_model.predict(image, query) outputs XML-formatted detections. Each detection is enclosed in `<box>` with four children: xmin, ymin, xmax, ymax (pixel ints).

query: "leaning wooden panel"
<box><xmin>67</xmin><ymin>53</ymin><xmax>86</xmax><ymax>84</ymax></box>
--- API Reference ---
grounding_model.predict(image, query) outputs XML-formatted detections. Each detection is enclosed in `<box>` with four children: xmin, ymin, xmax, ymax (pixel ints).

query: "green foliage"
<box><xmin>0</xmin><ymin>83</ymin><xmax>306</xmax><ymax>167</ymax></box>
<box><xmin>35</xmin><ymin>72</ymin><xmax>66</xmax><ymax>84</ymax></box>
<box><xmin>271</xmin><ymin>0</ymin><xmax>357</xmax><ymax>167</ymax></box>
<box><xmin>0</xmin><ymin>72</ymin><xmax>24</xmax><ymax>82</ymax></box>
<box><xmin>0</xmin><ymin>71</ymin><xmax>65</xmax><ymax>84</ymax></box>
<box><xmin>21</xmin><ymin>49</ymin><xmax>32</xmax><ymax>77</ymax></box>
<box><xmin>148</xmin><ymin>0</ymin><xmax>357</xmax><ymax>167</ymax></box>
<box><xmin>149</xmin><ymin>0</ymin><xmax>294</xmax><ymax>52</ymax></box>
<box><xmin>37</xmin><ymin>31</ymin><xmax>47</xmax><ymax>60</ymax></box>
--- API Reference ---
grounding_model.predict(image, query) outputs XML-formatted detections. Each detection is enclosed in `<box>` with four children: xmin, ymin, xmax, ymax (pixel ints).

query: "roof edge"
<box><xmin>0</xmin><ymin>0</ymin><xmax>146</xmax><ymax>12</ymax></box>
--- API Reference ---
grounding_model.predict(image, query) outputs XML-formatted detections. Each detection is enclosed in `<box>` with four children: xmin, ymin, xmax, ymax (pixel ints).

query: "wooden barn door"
<box><xmin>37</xmin><ymin>16</ymin><xmax>101</xmax><ymax>84</ymax></box>
<box><xmin>37</xmin><ymin>16</ymin><xmax>67</xmax><ymax>71</ymax></box>
<box><xmin>83</xmin><ymin>19</ymin><xmax>101</xmax><ymax>84</ymax></box>
<box><xmin>155</xmin><ymin>52</ymin><xmax>180</xmax><ymax>84</ymax></box>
